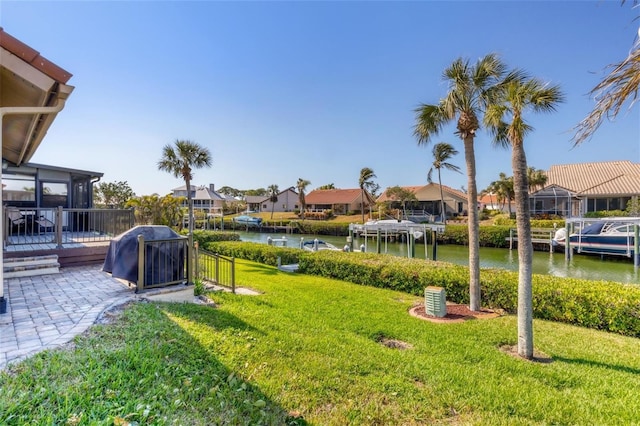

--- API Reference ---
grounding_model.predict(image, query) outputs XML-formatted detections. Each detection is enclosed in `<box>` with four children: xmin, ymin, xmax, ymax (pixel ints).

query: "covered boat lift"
<box><xmin>349</xmin><ymin>221</ymin><xmax>445</xmax><ymax>260</ymax></box>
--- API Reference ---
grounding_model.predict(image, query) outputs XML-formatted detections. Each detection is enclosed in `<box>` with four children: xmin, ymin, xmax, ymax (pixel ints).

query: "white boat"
<box><xmin>301</xmin><ymin>239</ymin><xmax>342</xmax><ymax>252</ymax></box>
<box><xmin>553</xmin><ymin>218</ymin><xmax>638</xmax><ymax>257</ymax></box>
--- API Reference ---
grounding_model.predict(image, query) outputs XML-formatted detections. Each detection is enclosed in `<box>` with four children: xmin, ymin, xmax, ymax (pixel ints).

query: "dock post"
<box><xmin>634</xmin><ymin>225</ymin><xmax>639</xmax><ymax>269</ymax></box>
<box><xmin>431</xmin><ymin>230</ymin><xmax>437</xmax><ymax>261</ymax></box>
<box><xmin>509</xmin><ymin>228</ymin><xmax>513</xmax><ymax>250</ymax></box>
<box><xmin>376</xmin><ymin>228</ymin><xmax>381</xmax><ymax>254</ymax></box>
<box><xmin>410</xmin><ymin>232</ymin><xmax>415</xmax><ymax>258</ymax></box>
<box><xmin>564</xmin><ymin>222</ymin><xmax>570</xmax><ymax>261</ymax></box>
<box><xmin>348</xmin><ymin>227</ymin><xmax>354</xmax><ymax>251</ymax></box>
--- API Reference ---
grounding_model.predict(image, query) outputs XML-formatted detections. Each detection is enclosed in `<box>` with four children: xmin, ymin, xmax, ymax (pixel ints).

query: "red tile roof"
<box><xmin>0</xmin><ymin>27</ymin><xmax>72</xmax><ymax>84</ymax></box>
<box><xmin>305</xmin><ymin>188</ymin><xmax>370</xmax><ymax>204</ymax></box>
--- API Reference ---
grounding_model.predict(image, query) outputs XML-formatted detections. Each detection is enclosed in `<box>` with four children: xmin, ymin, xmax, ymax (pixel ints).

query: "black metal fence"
<box><xmin>136</xmin><ymin>234</ymin><xmax>190</xmax><ymax>292</ymax></box>
<box><xmin>194</xmin><ymin>246</ymin><xmax>235</xmax><ymax>293</ymax></box>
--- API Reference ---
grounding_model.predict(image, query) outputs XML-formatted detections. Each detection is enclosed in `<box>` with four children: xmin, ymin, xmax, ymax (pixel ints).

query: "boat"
<box><xmin>232</xmin><ymin>215</ymin><xmax>263</xmax><ymax>227</ymax></box>
<box><xmin>552</xmin><ymin>219</ymin><xmax>638</xmax><ymax>257</ymax></box>
<box><xmin>301</xmin><ymin>239</ymin><xmax>342</xmax><ymax>252</ymax></box>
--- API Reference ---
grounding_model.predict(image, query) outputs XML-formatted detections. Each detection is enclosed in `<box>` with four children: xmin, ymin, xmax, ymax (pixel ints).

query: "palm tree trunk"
<box><xmin>438</xmin><ymin>169</ymin><xmax>446</xmax><ymax>225</ymax></box>
<box><xmin>463</xmin><ymin>136</ymin><xmax>481</xmax><ymax>311</ymax></box>
<box><xmin>361</xmin><ymin>189</ymin><xmax>365</xmax><ymax>223</ymax></box>
<box><xmin>185</xmin><ymin>177</ymin><xmax>193</xmax><ymax>234</ymax></box>
<box><xmin>512</xmin><ymin>140</ymin><xmax>534</xmax><ymax>359</ymax></box>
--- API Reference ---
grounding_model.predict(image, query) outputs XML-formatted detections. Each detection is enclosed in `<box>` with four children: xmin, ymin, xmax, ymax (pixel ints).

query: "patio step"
<box><xmin>3</xmin><ymin>254</ymin><xmax>60</xmax><ymax>278</ymax></box>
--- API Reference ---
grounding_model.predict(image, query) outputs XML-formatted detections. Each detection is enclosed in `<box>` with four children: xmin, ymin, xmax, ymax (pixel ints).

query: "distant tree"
<box><xmin>358</xmin><ymin>167</ymin><xmax>377</xmax><ymax>223</ymax></box>
<box><xmin>527</xmin><ymin>167</ymin><xmax>547</xmax><ymax>193</ymax></box>
<box><xmin>384</xmin><ymin>186</ymin><xmax>417</xmax><ymax>219</ymax></box>
<box><xmin>485</xmin><ymin>68</ymin><xmax>564</xmax><ymax>360</ymax></box>
<box><xmin>244</xmin><ymin>188</ymin><xmax>268</xmax><ymax>197</ymax></box>
<box><xmin>267</xmin><ymin>184</ymin><xmax>279</xmax><ymax>220</ymax></box>
<box><xmin>218</xmin><ymin>186</ymin><xmax>242</xmax><ymax>197</ymax></box>
<box><xmin>414</xmin><ymin>53</ymin><xmax>508</xmax><ymax>312</ymax></box>
<box><xmin>626</xmin><ymin>198</ymin><xmax>640</xmax><ymax>215</ymax></box>
<box><xmin>296</xmin><ymin>178</ymin><xmax>311</xmax><ymax>217</ymax></box>
<box><xmin>491</xmin><ymin>173</ymin><xmax>514</xmax><ymax>216</ymax></box>
<box><xmin>157</xmin><ymin>139</ymin><xmax>212</xmax><ymax>234</ymax></box>
<box><xmin>317</xmin><ymin>183</ymin><xmax>336</xmax><ymax>190</ymax></box>
<box><xmin>427</xmin><ymin>142</ymin><xmax>461</xmax><ymax>224</ymax></box>
<box><xmin>573</xmin><ymin>0</ymin><xmax>640</xmax><ymax>144</ymax></box>
<box><xmin>94</xmin><ymin>181</ymin><xmax>135</xmax><ymax>208</ymax></box>
<box><xmin>126</xmin><ymin>193</ymin><xmax>183</xmax><ymax>227</ymax></box>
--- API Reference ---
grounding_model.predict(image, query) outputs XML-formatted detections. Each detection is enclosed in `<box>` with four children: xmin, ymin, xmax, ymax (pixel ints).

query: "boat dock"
<box><xmin>506</xmin><ymin>228</ymin><xmax>557</xmax><ymax>253</ymax></box>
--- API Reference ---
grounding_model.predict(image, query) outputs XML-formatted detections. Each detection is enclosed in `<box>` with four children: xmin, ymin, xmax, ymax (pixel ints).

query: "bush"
<box><xmin>211</xmin><ymin>241</ymin><xmax>640</xmax><ymax>337</ymax></box>
<box><xmin>191</xmin><ymin>230</ymin><xmax>241</xmax><ymax>245</ymax></box>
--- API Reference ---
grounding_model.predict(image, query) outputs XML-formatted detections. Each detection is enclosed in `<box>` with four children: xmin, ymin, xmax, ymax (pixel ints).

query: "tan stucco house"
<box><xmin>530</xmin><ymin>160</ymin><xmax>640</xmax><ymax>217</ymax></box>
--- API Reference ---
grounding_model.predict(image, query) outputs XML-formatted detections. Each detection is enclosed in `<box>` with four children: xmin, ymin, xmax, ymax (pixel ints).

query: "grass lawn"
<box><xmin>2</xmin><ymin>260</ymin><xmax>640</xmax><ymax>425</ymax></box>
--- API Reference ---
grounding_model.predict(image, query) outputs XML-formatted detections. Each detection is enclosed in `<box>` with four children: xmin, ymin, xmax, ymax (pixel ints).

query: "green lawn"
<box><xmin>2</xmin><ymin>259</ymin><xmax>640</xmax><ymax>425</ymax></box>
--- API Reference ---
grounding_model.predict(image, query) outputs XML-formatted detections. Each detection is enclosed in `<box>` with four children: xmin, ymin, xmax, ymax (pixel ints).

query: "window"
<box><xmin>2</xmin><ymin>173</ymin><xmax>36</xmax><ymax>204</ymax></box>
<box><xmin>595</xmin><ymin>198</ymin><xmax>607</xmax><ymax>211</ymax></box>
<box><xmin>41</xmin><ymin>182</ymin><xmax>69</xmax><ymax>208</ymax></box>
<box><xmin>609</xmin><ymin>197</ymin><xmax>621</xmax><ymax>211</ymax></box>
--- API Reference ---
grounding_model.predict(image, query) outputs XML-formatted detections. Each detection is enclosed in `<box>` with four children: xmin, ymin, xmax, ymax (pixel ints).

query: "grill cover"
<box><xmin>103</xmin><ymin>225</ymin><xmax>185</xmax><ymax>284</ymax></box>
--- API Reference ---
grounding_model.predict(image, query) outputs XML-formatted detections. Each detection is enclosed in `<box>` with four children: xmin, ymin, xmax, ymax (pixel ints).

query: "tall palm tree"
<box><xmin>157</xmin><ymin>139</ymin><xmax>212</xmax><ymax>234</ymax></box>
<box><xmin>296</xmin><ymin>178</ymin><xmax>311</xmax><ymax>218</ymax></box>
<box><xmin>414</xmin><ymin>53</ymin><xmax>508</xmax><ymax>312</ymax></box>
<box><xmin>267</xmin><ymin>184</ymin><xmax>279</xmax><ymax>220</ymax></box>
<box><xmin>358</xmin><ymin>167</ymin><xmax>376</xmax><ymax>223</ymax></box>
<box><xmin>486</xmin><ymin>71</ymin><xmax>564</xmax><ymax>360</ymax></box>
<box><xmin>427</xmin><ymin>142</ymin><xmax>461</xmax><ymax>224</ymax></box>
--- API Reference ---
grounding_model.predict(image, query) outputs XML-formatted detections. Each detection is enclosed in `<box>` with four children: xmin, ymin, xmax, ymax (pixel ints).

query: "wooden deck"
<box><xmin>4</xmin><ymin>232</ymin><xmax>112</xmax><ymax>267</ymax></box>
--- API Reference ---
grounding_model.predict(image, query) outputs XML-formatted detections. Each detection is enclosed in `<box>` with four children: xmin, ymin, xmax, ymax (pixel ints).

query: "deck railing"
<box><xmin>4</xmin><ymin>206</ymin><xmax>135</xmax><ymax>247</ymax></box>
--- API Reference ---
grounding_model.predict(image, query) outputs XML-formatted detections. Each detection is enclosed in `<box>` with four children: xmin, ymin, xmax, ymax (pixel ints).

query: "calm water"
<box><xmin>236</xmin><ymin>231</ymin><xmax>639</xmax><ymax>285</ymax></box>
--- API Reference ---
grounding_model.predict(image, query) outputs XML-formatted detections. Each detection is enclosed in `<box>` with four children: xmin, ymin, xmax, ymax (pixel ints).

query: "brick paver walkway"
<box><xmin>0</xmin><ymin>265</ymin><xmax>134</xmax><ymax>370</ymax></box>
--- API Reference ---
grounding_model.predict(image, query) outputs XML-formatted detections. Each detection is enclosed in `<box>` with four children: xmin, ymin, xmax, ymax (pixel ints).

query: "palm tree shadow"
<box><xmin>156</xmin><ymin>303</ymin><xmax>309</xmax><ymax>424</ymax></box>
<box><xmin>553</xmin><ymin>355</ymin><xmax>640</xmax><ymax>375</ymax></box>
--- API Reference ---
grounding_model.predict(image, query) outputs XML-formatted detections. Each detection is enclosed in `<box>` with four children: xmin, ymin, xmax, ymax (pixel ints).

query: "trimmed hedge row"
<box><xmin>203</xmin><ymin>241</ymin><xmax>640</xmax><ymax>337</ymax></box>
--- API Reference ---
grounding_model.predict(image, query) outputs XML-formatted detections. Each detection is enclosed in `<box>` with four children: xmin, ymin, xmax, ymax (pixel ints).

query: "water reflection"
<box><xmin>236</xmin><ymin>232</ymin><xmax>639</xmax><ymax>285</ymax></box>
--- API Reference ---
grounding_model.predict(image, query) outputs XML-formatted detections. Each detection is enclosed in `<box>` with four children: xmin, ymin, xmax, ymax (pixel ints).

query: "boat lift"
<box><xmin>349</xmin><ymin>222</ymin><xmax>445</xmax><ymax>260</ymax></box>
<box><xmin>562</xmin><ymin>217</ymin><xmax>640</xmax><ymax>268</ymax></box>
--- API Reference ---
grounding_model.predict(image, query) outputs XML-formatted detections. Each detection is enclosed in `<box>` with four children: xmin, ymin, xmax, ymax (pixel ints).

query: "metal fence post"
<box><xmin>231</xmin><ymin>257</ymin><xmax>236</xmax><ymax>294</ymax></box>
<box><xmin>187</xmin><ymin>233</ymin><xmax>194</xmax><ymax>285</ymax></box>
<box><xmin>137</xmin><ymin>234</ymin><xmax>145</xmax><ymax>292</ymax></box>
<box><xmin>215</xmin><ymin>254</ymin><xmax>219</xmax><ymax>284</ymax></box>
<box><xmin>194</xmin><ymin>241</ymin><xmax>199</xmax><ymax>281</ymax></box>
<box><xmin>56</xmin><ymin>206</ymin><xmax>63</xmax><ymax>248</ymax></box>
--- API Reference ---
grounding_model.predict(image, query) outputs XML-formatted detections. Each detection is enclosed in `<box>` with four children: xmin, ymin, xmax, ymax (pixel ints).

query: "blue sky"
<box><xmin>2</xmin><ymin>1</ymin><xmax>638</xmax><ymax>197</ymax></box>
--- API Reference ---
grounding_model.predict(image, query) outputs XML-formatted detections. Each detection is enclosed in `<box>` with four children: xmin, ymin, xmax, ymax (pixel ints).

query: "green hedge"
<box><xmin>205</xmin><ymin>241</ymin><xmax>640</xmax><ymax>337</ymax></box>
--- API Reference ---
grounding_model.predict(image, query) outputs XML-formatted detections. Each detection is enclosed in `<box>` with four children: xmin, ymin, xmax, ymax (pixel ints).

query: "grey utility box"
<box><xmin>425</xmin><ymin>286</ymin><xmax>447</xmax><ymax>317</ymax></box>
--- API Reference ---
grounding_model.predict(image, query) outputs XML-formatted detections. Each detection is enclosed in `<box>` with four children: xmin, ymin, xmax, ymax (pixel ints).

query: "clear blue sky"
<box><xmin>2</xmin><ymin>1</ymin><xmax>638</xmax><ymax>197</ymax></box>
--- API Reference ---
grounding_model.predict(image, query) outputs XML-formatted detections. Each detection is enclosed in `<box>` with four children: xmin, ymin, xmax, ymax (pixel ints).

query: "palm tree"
<box><xmin>267</xmin><ymin>184</ymin><xmax>279</xmax><ymax>220</ymax></box>
<box><xmin>296</xmin><ymin>178</ymin><xmax>311</xmax><ymax>218</ymax></box>
<box><xmin>527</xmin><ymin>167</ymin><xmax>547</xmax><ymax>193</ymax></box>
<box><xmin>427</xmin><ymin>142</ymin><xmax>461</xmax><ymax>224</ymax></box>
<box><xmin>385</xmin><ymin>186</ymin><xmax>418</xmax><ymax>219</ymax></box>
<box><xmin>485</xmin><ymin>71</ymin><xmax>564</xmax><ymax>360</ymax></box>
<box><xmin>157</xmin><ymin>140</ymin><xmax>212</xmax><ymax>234</ymax></box>
<box><xmin>493</xmin><ymin>172</ymin><xmax>514</xmax><ymax>216</ymax></box>
<box><xmin>573</xmin><ymin>2</ymin><xmax>640</xmax><ymax>145</ymax></box>
<box><xmin>358</xmin><ymin>167</ymin><xmax>376</xmax><ymax>223</ymax></box>
<box><xmin>414</xmin><ymin>53</ymin><xmax>508</xmax><ymax>312</ymax></box>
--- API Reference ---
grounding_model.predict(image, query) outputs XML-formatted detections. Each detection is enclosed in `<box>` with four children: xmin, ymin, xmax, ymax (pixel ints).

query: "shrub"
<box><xmin>211</xmin><ymin>241</ymin><xmax>640</xmax><ymax>337</ymax></box>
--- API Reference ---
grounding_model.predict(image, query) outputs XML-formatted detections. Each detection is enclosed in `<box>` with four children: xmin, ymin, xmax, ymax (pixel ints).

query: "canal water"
<box><xmin>235</xmin><ymin>231</ymin><xmax>639</xmax><ymax>285</ymax></box>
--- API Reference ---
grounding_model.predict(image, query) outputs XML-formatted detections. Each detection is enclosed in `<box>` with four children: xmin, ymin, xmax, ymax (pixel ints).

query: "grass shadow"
<box><xmin>553</xmin><ymin>355</ymin><xmax>640</xmax><ymax>375</ymax></box>
<box><xmin>0</xmin><ymin>301</ymin><xmax>307</xmax><ymax>425</ymax></box>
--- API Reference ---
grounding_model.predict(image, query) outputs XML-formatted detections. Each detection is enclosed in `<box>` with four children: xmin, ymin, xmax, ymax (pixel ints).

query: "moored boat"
<box><xmin>553</xmin><ymin>218</ymin><xmax>639</xmax><ymax>257</ymax></box>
